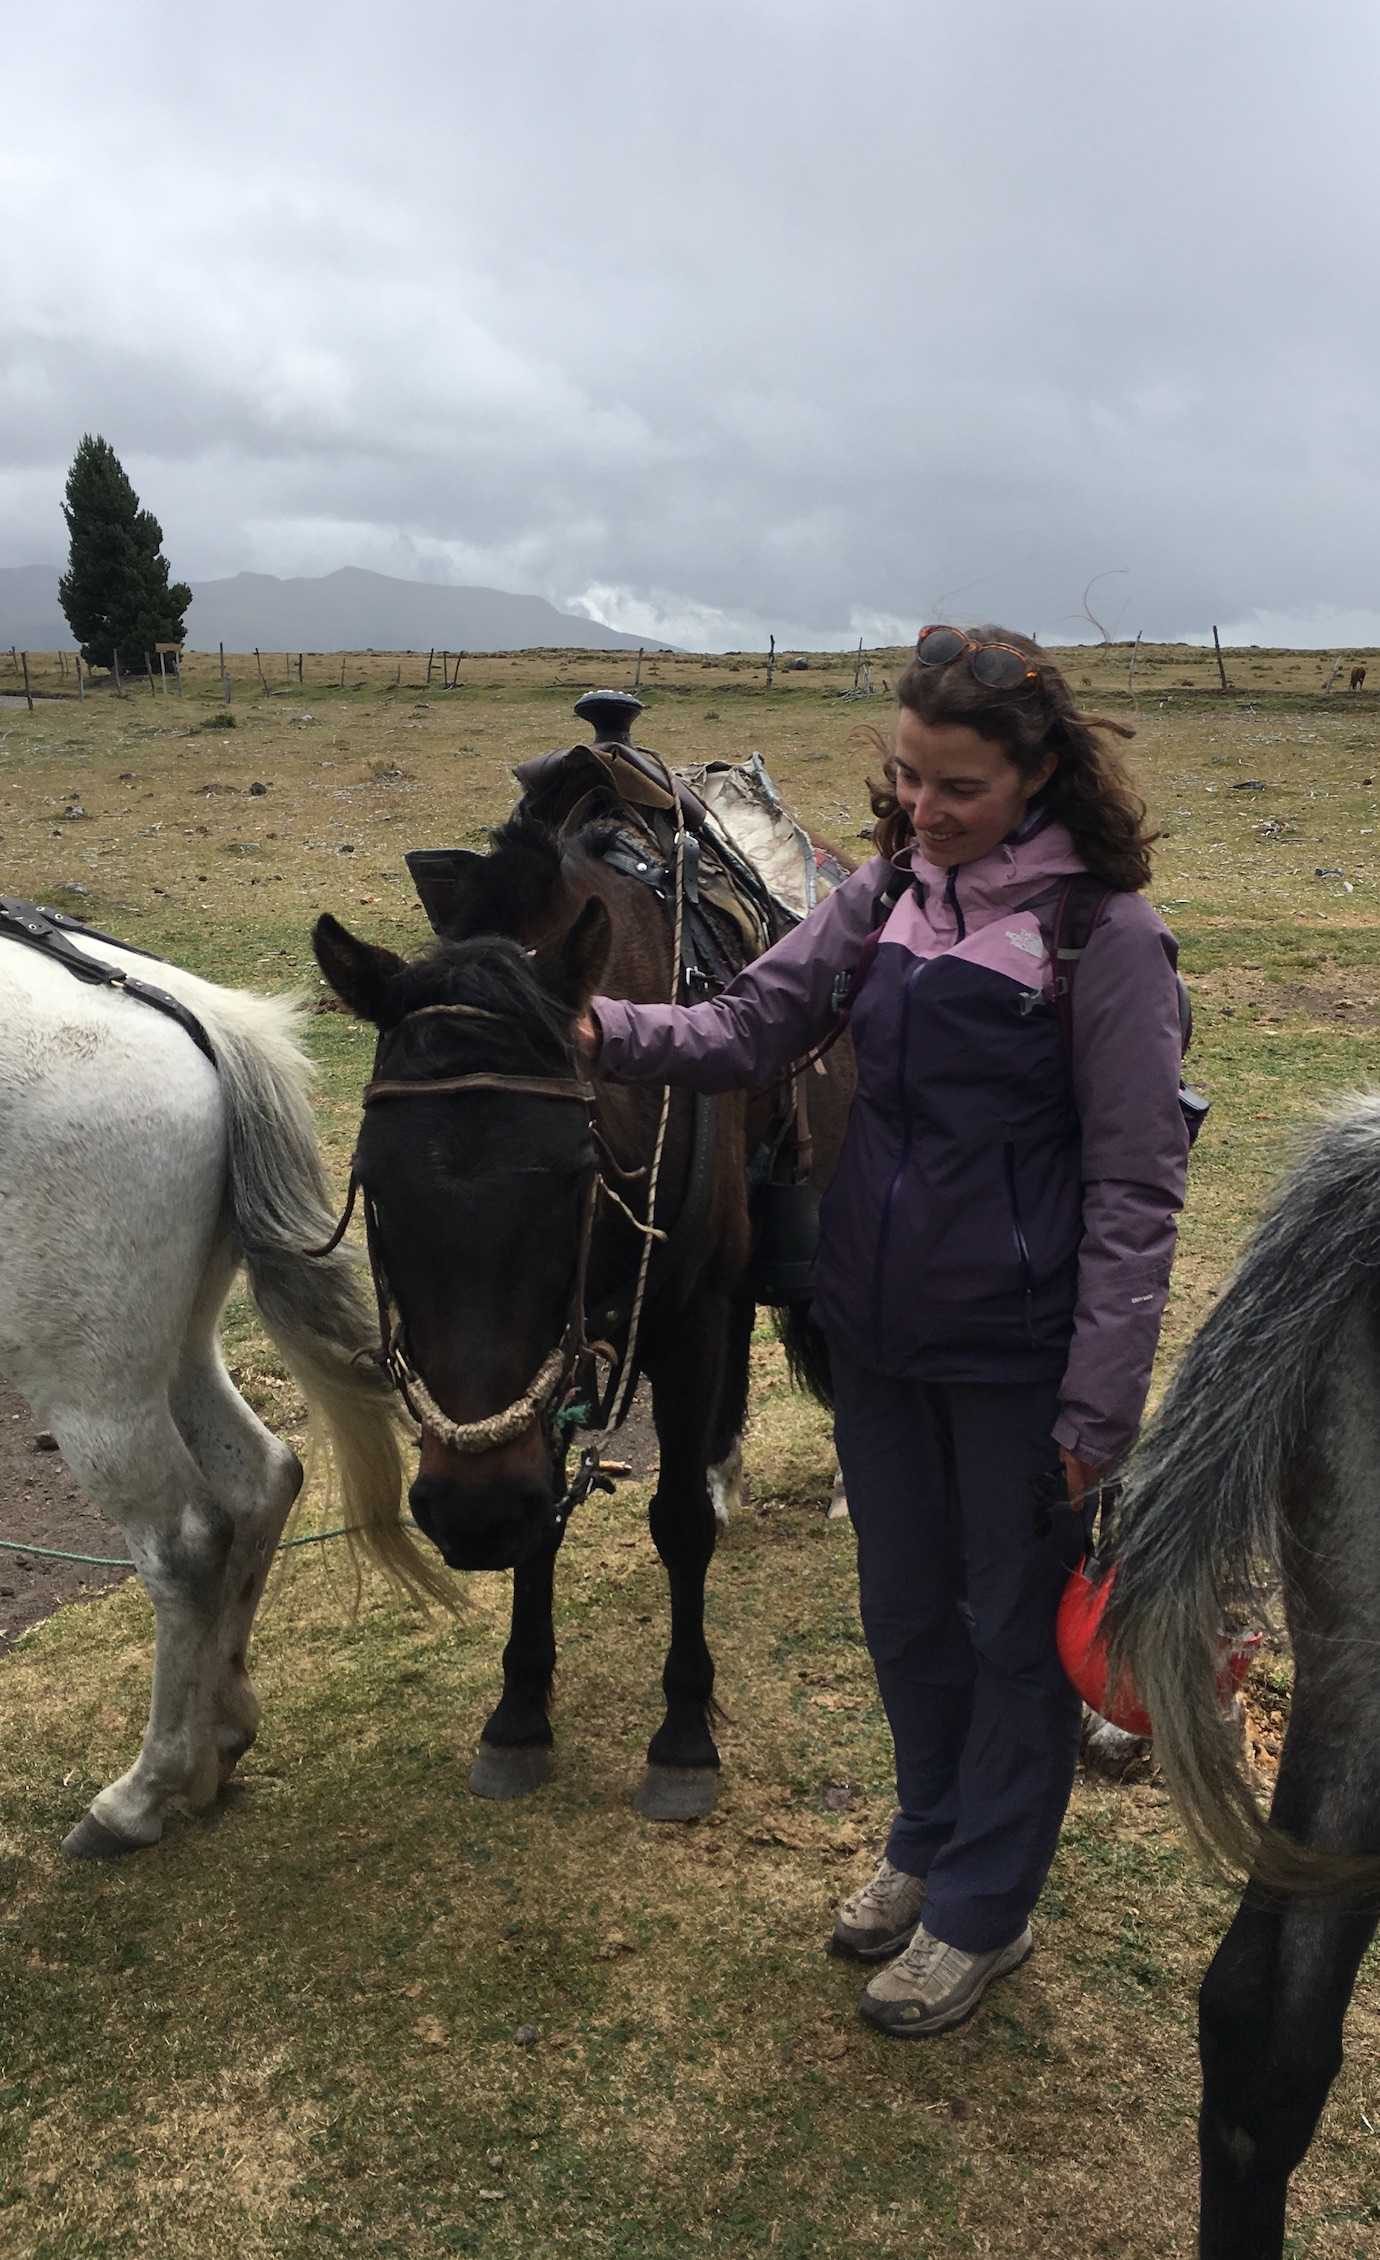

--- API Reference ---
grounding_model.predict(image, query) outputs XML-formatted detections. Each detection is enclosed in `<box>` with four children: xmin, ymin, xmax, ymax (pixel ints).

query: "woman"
<box><xmin>579</xmin><ymin>626</ymin><xmax>1190</xmax><ymax>2038</ymax></box>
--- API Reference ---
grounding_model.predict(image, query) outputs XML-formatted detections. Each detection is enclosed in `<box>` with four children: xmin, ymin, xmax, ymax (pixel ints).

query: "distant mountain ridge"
<box><xmin>0</xmin><ymin>563</ymin><xmax>659</xmax><ymax>653</ymax></box>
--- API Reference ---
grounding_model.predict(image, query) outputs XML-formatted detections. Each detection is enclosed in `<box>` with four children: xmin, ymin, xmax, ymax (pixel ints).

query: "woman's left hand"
<box><xmin>1059</xmin><ymin>1447</ymin><xmax>1104</xmax><ymax>1508</ymax></box>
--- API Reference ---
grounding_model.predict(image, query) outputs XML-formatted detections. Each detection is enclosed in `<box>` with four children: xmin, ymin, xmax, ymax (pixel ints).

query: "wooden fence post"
<box><xmin>146</xmin><ymin>654</ymin><xmax>157</xmax><ymax>697</ymax></box>
<box><xmin>1212</xmin><ymin>626</ymin><xmax>1230</xmax><ymax>692</ymax></box>
<box><xmin>766</xmin><ymin>633</ymin><xmax>775</xmax><ymax>690</ymax></box>
<box><xmin>254</xmin><ymin>647</ymin><xmax>267</xmax><ymax>688</ymax></box>
<box><xmin>223</xmin><ymin>669</ymin><xmax>232</xmax><ymax>704</ymax></box>
<box><xmin>425</xmin><ymin>647</ymin><xmax>434</xmax><ymax>686</ymax></box>
<box><xmin>1128</xmin><ymin>630</ymin><xmax>1142</xmax><ymax>701</ymax></box>
<box><xmin>58</xmin><ymin>650</ymin><xmax>67</xmax><ymax>680</ymax></box>
<box><xmin>112</xmin><ymin>647</ymin><xmax>122</xmax><ymax>695</ymax></box>
<box><xmin>634</xmin><ymin>645</ymin><xmax>644</xmax><ymax>689</ymax></box>
<box><xmin>340</xmin><ymin>654</ymin><xmax>346</xmax><ymax>688</ymax></box>
<box><xmin>158</xmin><ymin>649</ymin><xmax>168</xmax><ymax>694</ymax></box>
<box><xmin>173</xmin><ymin>648</ymin><xmax>183</xmax><ymax>696</ymax></box>
<box><xmin>441</xmin><ymin>649</ymin><xmax>450</xmax><ymax>688</ymax></box>
<box><xmin>9</xmin><ymin>645</ymin><xmax>16</xmax><ymax>676</ymax></box>
<box><xmin>853</xmin><ymin>637</ymin><xmax>864</xmax><ymax>690</ymax></box>
<box><xmin>75</xmin><ymin>653</ymin><xmax>84</xmax><ymax>701</ymax></box>
<box><xmin>20</xmin><ymin>651</ymin><xmax>33</xmax><ymax>712</ymax></box>
<box><xmin>297</xmin><ymin>652</ymin><xmax>304</xmax><ymax>684</ymax></box>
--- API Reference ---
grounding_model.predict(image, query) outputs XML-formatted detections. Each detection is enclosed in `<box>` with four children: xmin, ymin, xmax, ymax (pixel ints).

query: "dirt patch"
<box><xmin>1265</xmin><ymin>981</ymin><xmax>1380</xmax><ymax>1026</ymax></box>
<box><xmin>0</xmin><ymin>1387</ymin><xmax>130</xmax><ymax>1654</ymax></box>
<box><xmin>0</xmin><ymin>1381</ymin><xmax>662</xmax><ymax>1659</ymax></box>
<box><xmin>1191</xmin><ymin>962</ymin><xmax>1380</xmax><ymax>1025</ymax></box>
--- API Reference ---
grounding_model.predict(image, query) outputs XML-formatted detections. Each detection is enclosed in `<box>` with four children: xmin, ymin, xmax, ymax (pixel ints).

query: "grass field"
<box><xmin>1</xmin><ymin>649</ymin><xmax>1378</xmax><ymax>2258</ymax></box>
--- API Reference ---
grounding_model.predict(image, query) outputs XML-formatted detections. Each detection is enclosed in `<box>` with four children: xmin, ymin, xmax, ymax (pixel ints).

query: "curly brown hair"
<box><xmin>867</xmin><ymin>627</ymin><xmax>1154</xmax><ymax>891</ymax></box>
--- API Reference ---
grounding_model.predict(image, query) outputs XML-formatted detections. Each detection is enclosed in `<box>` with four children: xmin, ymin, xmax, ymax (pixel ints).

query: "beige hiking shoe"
<box><xmin>859</xmin><ymin>1919</ymin><xmax>1033</xmax><ymax>2036</ymax></box>
<box><xmin>829</xmin><ymin>1857</ymin><xmax>928</xmax><ymax>1961</ymax></box>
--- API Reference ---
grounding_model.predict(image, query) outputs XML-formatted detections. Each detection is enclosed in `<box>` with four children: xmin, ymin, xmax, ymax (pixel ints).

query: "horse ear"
<box><xmin>537</xmin><ymin>897</ymin><xmax>612</xmax><ymax>1008</ymax></box>
<box><xmin>312</xmin><ymin>914</ymin><xmax>405</xmax><ymax>1026</ymax></box>
<box><xmin>404</xmin><ymin>848</ymin><xmax>486</xmax><ymax>938</ymax></box>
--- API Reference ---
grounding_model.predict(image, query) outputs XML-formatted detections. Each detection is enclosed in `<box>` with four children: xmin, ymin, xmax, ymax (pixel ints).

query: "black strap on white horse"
<box><xmin>0</xmin><ymin>897</ymin><xmax>217</xmax><ymax>1068</ymax></box>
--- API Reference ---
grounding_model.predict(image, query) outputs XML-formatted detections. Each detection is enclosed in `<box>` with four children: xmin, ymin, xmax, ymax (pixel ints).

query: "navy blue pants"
<box><xmin>831</xmin><ymin>1350</ymin><xmax>1088</xmax><ymax>1954</ymax></box>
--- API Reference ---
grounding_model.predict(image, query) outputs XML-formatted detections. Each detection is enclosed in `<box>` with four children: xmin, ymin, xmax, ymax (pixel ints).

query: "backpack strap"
<box><xmin>1050</xmin><ymin>875</ymin><xmax>1112</xmax><ymax>1062</ymax></box>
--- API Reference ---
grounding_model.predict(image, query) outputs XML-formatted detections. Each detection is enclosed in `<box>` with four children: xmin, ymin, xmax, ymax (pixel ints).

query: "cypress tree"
<box><xmin>58</xmin><ymin>434</ymin><xmax>193</xmax><ymax>673</ymax></box>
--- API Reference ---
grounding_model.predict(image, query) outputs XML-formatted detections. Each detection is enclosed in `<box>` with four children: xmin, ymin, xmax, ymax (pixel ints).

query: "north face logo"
<box><xmin>1006</xmin><ymin>928</ymin><xmax>1045</xmax><ymax>960</ymax></box>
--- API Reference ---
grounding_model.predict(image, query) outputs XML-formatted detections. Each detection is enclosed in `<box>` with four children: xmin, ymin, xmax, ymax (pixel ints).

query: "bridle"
<box><xmin>316</xmin><ymin>1001</ymin><xmax>663</xmax><ymax>1529</ymax></box>
<box><xmin>318</xmin><ymin>747</ymin><xmax>691</xmax><ymax>1534</ymax></box>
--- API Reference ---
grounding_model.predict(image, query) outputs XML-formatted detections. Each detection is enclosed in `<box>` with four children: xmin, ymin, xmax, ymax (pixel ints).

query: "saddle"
<box><xmin>410</xmin><ymin>692</ymin><xmax>789</xmax><ymax>996</ymax></box>
<box><xmin>405</xmin><ymin>692</ymin><xmax>832</xmax><ymax>1304</ymax></box>
<box><xmin>0</xmin><ymin>897</ymin><xmax>217</xmax><ymax>1066</ymax></box>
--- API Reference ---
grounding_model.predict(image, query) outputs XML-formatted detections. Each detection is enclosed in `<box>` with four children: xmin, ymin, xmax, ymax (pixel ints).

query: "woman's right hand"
<box><xmin>573</xmin><ymin>1009</ymin><xmax>601</xmax><ymax>1064</ymax></box>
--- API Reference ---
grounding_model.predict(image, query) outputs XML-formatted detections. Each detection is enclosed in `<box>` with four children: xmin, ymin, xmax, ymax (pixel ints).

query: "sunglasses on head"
<box><xmin>915</xmin><ymin>625</ymin><xmax>1041</xmax><ymax>689</ymax></box>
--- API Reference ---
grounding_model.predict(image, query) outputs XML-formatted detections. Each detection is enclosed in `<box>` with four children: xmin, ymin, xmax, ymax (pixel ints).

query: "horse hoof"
<box><xmin>61</xmin><ymin>1813</ymin><xmax>149</xmax><ymax>1860</ymax></box>
<box><xmin>634</xmin><ymin>1764</ymin><xmax>720</xmax><ymax>1821</ymax></box>
<box><xmin>469</xmin><ymin>1744</ymin><xmax>552</xmax><ymax>1801</ymax></box>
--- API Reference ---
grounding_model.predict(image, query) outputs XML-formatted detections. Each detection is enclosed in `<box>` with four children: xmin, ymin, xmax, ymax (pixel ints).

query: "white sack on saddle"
<box><xmin>675</xmin><ymin>752</ymin><xmax>851</xmax><ymax>925</ymax></box>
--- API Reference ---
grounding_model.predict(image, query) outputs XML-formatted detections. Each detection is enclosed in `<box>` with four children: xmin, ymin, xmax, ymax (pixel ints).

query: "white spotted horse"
<box><xmin>0</xmin><ymin>900</ymin><xmax>442</xmax><ymax>1857</ymax></box>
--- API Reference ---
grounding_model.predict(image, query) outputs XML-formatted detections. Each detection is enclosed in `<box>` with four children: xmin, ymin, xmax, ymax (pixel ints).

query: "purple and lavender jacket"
<box><xmin>592</xmin><ymin>818</ymin><xmax>1190</xmax><ymax>1468</ymax></box>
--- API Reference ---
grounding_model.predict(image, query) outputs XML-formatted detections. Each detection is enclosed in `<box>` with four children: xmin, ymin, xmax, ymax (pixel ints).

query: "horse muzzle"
<box><xmin>408</xmin><ymin>1471</ymin><xmax>557</xmax><ymax>1571</ymax></box>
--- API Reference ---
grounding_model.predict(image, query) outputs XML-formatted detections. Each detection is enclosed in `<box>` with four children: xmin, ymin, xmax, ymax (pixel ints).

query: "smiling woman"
<box><xmin>869</xmin><ymin>625</ymin><xmax>1151</xmax><ymax>891</ymax></box>
<box><xmin>584</xmin><ymin>624</ymin><xmax>1190</xmax><ymax>2039</ymax></box>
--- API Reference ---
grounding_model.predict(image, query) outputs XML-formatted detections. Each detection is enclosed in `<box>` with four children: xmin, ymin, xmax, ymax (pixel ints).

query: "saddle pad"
<box><xmin>676</xmin><ymin>752</ymin><xmax>851</xmax><ymax>922</ymax></box>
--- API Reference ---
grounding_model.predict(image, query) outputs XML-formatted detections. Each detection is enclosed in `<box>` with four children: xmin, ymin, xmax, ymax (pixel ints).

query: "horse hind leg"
<box><xmin>706</xmin><ymin>1289</ymin><xmax>754</xmax><ymax>1528</ymax></box>
<box><xmin>50</xmin><ymin>1401</ymin><xmax>241</xmax><ymax>1857</ymax></box>
<box><xmin>1197</xmin><ymin>1706</ymin><xmax>1380</xmax><ymax>2260</ymax></box>
<box><xmin>170</xmin><ymin>1333</ymin><xmax>303</xmax><ymax>1787</ymax></box>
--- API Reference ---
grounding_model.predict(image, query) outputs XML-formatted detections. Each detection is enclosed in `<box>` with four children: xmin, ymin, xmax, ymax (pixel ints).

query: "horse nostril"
<box><xmin>409</xmin><ymin>1480</ymin><xmax>440</xmax><ymax>1538</ymax></box>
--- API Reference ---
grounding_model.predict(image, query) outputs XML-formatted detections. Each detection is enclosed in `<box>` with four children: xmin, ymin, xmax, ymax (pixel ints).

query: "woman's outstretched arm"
<box><xmin>587</xmin><ymin>856</ymin><xmax>891</xmax><ymax>1092</ymax></box>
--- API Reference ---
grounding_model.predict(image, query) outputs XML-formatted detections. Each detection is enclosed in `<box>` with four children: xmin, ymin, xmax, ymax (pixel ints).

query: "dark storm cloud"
<box><xmin>4</xmin><ymin>0</ymin><xmax>1378</xmax><ymax>646</ymax></box>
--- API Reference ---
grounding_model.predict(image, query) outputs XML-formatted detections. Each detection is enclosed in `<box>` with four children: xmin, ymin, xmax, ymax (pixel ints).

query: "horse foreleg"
<box><xmin>470</xmin><ymin>1534</ymin><xmax>563</xmax><ymax>1800</ymax></box>
<box><xmin>1197</xmin><ymin>1714</ymin><xmax>1380</xmax><ymax>2259</ymax></box>
<box><xmin>636</xmin><ymin>1301</ymin><xmax>726</xmax><ymax>1820</ymax></box>
<box><xmin>52</xmin><ymin>1404</ymin><xmax>236</xmax><ymax>1856</ymax></box>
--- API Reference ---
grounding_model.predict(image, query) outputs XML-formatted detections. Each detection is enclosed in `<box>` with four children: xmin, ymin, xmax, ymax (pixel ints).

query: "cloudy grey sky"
<box><xmin>4</xmin><ymin>0</ymin><xmax>1377</xmax><ymax>649</ymax></box>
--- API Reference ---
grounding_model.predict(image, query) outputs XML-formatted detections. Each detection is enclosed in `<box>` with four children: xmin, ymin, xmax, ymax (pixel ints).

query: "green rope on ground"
<box><xmin>0</xmin><ymin>1523</ymin><xmax>386</xmax><ymax>1569</ymax></box>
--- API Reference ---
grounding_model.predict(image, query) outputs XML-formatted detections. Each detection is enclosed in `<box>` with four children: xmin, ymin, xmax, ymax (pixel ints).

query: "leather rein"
<box><xmin>318</xmin><ymin>1001</ymin><xmax>662</xmax><ymax>1531</ymax></box>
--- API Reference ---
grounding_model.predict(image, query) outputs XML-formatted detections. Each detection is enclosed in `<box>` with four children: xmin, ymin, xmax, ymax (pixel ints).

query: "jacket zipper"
<box><xmin>1003</xmin><ymin>1139</ymin><xmax>1037</xmax><ymax>1343</ymax></box>
<box><xmin>944</xmin><ymin>866</ymin><xmax>966</xmax><ymax>940</ymax></box>
<box><xmin>870</xmin><ymin>953</ymin><xmax>925</xmax><ymax>1354</ymax></box>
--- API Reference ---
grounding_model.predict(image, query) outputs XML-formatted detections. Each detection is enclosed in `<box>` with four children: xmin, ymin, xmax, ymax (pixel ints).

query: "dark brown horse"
<box><xmin>314</xmin><ymin>816</ymin><xmax>851</xmax><ymax>1818</ymax></box>
<box><xmin>1350</xmin><ymin>664</ymin><xmax>1367</xmax><ymax>691</ymax></box>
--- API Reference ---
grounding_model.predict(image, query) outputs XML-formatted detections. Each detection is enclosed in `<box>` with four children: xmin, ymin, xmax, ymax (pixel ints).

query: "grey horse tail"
<box><xmin>1105</xmin><ymin>1094</ymin><xmax>1380</xmax><ymax>1893</ymax></box>
<box><xmin>206</xmin><ymin>1002</ymin><xmax>455</xmax><ymax>1609</ymax></box>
